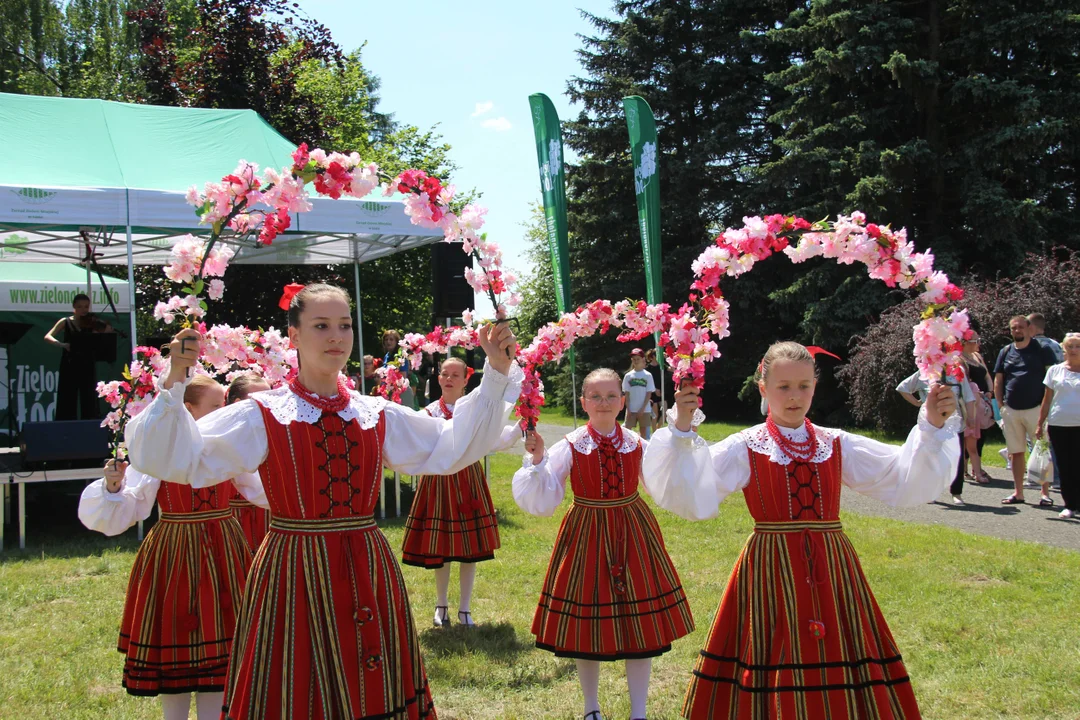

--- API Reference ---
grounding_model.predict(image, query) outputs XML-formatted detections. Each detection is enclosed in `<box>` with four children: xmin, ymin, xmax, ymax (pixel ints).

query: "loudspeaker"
<box><xmin>20</xmin><ymin>420</ymin><xmax>111</xmax><ymax>464</ymax></box>
<box><xmin>431</xmin><ymin>242</ymin><xmax>474</xmax><ymax>318</ymax></box>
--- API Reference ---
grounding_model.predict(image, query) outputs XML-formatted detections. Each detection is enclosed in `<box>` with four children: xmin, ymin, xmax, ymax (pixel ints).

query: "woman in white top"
<box><xmin>1036</xmin><ymin>332</ymin><xmax>1080</xmax><ymax>518</ymax></box>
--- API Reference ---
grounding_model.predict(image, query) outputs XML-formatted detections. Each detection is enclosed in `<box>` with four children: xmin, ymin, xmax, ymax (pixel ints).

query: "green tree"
<box><xmin>553</xmin><ymin>0</ymin><xmax>1080</xmax><ymax>421</ymax></box>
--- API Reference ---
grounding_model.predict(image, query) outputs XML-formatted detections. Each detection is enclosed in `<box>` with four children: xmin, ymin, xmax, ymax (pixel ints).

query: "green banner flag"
<box><xmin>622</xmin><ymin>96</ymin><xmax>662</xmax><ymax>305</ymax></box>
<box><xmin>528</xmin><ymin>93</ymin><xmax>572</xmax><ymax>314</ymax></box>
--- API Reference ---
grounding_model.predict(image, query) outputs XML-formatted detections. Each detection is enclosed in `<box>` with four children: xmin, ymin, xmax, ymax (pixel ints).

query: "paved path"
<box><xmin>518</xmin><ymin>422</ymin><xmax>1080</xmax><ymax>552</ymax></box>
<box><xmin>840</xmin><ymin>464</ymin><xmax>1080</xmax><ymax>552</ymax></box>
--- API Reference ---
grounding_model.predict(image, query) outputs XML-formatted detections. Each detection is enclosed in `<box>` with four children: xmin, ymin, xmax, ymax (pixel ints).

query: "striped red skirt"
<box><xmin>532</xmin><ymin>493</ymin><xmax>694</xmax><ymax>660</ymax></box>
<box><xmin>683</xmin><ymin>521</ymin><xmax>921</xmax><ymax>719</ymax></box>
<box><xmin>223</xmin><ymin>515</ymin><xmax>435</xmax><ymax>720</ymax></box>
<box><xmin>401</xmin><ymin>461</ymin><xmax>500</xmax><ymax>569</ymax></box>
<box><xmin>117</xmin><ymin>509</ymin><xmax>252</xmax><ymax>696</ymax></box>
<box><xmin>230</xmin><ymin>497</ymin><xmax>270</xmax><ymax>553</ymax></box>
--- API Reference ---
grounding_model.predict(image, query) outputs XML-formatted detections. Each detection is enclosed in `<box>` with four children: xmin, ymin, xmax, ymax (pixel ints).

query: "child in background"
<box><xmin>622</xmin><ymin>348</ymin><xmax>656</xmax><ymax>439</ymax></box>
<box><xmin>79</xmin><ymin>375</ymin><xmax>263</xmax><ymax>720</ymax></box>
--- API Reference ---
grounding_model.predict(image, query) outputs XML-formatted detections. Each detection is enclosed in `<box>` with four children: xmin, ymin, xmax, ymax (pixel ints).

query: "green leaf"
<box><xmin>198</xmin><ymin>300</ymin><xmax>208</xmax><ymax>311</ymax></box>
<box><xmin>193</xmin><ymin>279</ymin><xmax>205</xmax><ymax>295</ymax></box>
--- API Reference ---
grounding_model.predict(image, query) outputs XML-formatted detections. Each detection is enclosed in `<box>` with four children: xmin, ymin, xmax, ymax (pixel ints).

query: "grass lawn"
<box><xmin>2</xmin><ymin>453</ymin><xmax>1076</xmax><ymax>719</ymax></box>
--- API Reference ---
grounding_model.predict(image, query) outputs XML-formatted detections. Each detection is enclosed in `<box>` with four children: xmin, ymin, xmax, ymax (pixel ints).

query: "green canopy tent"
<box><xmin>0</xmin><ymin>92</ymin><xmax>446</xmax><ymax>369</ymax></box>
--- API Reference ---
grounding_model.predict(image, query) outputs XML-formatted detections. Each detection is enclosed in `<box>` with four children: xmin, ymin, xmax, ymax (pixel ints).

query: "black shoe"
<box><xmin>433</xmin><ymin>606</ymin><xmax>451</xmax><ymax>628</ymax></box>
<box><xmin>584</xmin><ymin>713</ymin><xmax>602</xmax><ymax>720</ymax></box>
<box><xmin>458</xmin><ymin>610</ymin><xmax>476</xmax><ymax>628</ymax></box>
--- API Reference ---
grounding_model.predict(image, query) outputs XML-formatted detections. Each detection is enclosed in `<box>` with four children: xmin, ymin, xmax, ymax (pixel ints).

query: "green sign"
<box><xmin>528</xmin><ymin>93</ymin><xmax>572</xmax><ymax>314</ymax></box>
<box><xmin>623</xmin><ymin>96</ymin><xmax>662</xmax><ymax>305</ymax></box>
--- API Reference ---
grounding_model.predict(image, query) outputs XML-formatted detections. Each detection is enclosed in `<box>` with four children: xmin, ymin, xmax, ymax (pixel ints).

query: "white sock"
<box><xmin>576</xmin><ymin>659</ymin><xmax>601</xmax><ymax>716</ymax></box>
<box><xmin>160</xmin><ymin>693</ymin><xmax>191</xmax><ymax>720</ymax></box>
<box><xmin>194</xmin><ymin>691</ymin><xmax>223</xmax><ymax>720</ymax></box>
<box><xmin>625</xmin><ymin>658</ymin><xmax>652</xmax><ymax>718</ymax></box>
<box><xmin>458</xmin><ymin>562</ymin><xmax>477</xmax><ymax>615</ymax></box>
<box><xmin>434</xmin><ymin>564</ymin><xmax>452</xmax><ymax>617</ymax></box>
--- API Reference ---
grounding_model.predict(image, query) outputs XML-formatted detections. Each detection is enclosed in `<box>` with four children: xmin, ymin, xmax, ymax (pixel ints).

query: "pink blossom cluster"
<box><xmin>155</xmin><ymin>235</ymin><xmax>234</xmax><ymax>324</ymax></box>
<box><xmin>691</xmin><ymin>211</ymin><xmax>969</xmax><ymax>381</ymax></box>
<box><xmin>177</xmin><ymin>145</ymin><xmax>517</xmax><ymax>330</ymax></box>
<box><xmin>201</xmin><ymin>324</ymin><xmax>297</xmax><ymax>386</ymax></box>
<box><xmin>374</xmin><ymin>360</ymin><xmax>409</xmax><ymax>403</ymax></box>
<box><xmin>400</xmin><ymin>322</ymin><xmax>481</xmax><ymax>369</ymax></box>
<box><xmin>96</xmin><ymin>346</ymin><xmax>170</xmax><ymax>456</ymax></box>
<box><xmin>514</xmin><ymin>299</ymin><xmax>670</xmax><ymax>430</ymax></box>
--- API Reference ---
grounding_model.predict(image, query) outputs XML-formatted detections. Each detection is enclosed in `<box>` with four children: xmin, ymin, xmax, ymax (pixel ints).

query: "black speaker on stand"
<box><xmin>0</xmin><ymin>322</ymin><xmax>31</xmax><ymax>447</ymax></box>
<box><xmin>431</xmin><ymin>242</ymin><xmax>474</xmax><ymax>321</ymax></box>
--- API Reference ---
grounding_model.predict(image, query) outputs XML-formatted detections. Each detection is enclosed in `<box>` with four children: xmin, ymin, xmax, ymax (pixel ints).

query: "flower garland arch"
<box><xmin>508</xmin><ymin>211</ymin><xmax>969</xmax><ymax>431</ymax></box>
<box><xmin>101</xmin><ymin>144</ymin><xmax>521</xmax><ymax>454</ymax></box>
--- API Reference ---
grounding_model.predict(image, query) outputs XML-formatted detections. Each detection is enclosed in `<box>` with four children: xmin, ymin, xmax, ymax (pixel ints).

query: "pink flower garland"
<box><xmin>514</xmin><ymin>299</ymin><xmax>670</xmax><ymax>431</ymax></box>
<box><xmin>689</xmin><ymin>212</ymin><xmax>968</xmax><ymax>382</ymax></box>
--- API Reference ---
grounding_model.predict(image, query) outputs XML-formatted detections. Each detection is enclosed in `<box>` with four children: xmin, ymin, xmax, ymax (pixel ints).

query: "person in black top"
<box><xmin>44</xmin><ymin>293</ymin><xmax>113</xmax><ymax>420</ymax></box>
<box><xmin>995</xmin><ymin>315</ymin><xmax>1058</xmax><ymax>505</ymax></box>
<box><xmin>961</xmin><ymin>330</ymin><xmax>993</xmax><ymax>485</ymax></box>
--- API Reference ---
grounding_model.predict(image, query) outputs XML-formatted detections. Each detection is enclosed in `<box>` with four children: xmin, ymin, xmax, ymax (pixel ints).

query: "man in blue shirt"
<box><xmin>996</xmin><ymin>315</ymin><xmax>1059</xmax><ymax>505</ymax></box>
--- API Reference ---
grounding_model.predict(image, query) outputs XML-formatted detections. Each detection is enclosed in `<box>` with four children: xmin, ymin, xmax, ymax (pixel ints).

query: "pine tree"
<box><xmin>564</xmin><ymin>0</ymin><xmax>800</xmax><ymax>412</ymax></box>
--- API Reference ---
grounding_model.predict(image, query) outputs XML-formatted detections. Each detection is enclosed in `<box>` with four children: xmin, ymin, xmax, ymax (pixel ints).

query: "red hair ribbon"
<box><xmin>806</xmin><ymin>346</ymin><xmax>841</xmax><ymax>361</ymax></box>
<box><xmin>466</xmin><ymin>367</ymin><xmax>475</xmax><ymax>381</ymax></box>
<box><xmin>278</xmin><ymin>283</ymin><xmax>305</xmax><ymax>311</ymax></box>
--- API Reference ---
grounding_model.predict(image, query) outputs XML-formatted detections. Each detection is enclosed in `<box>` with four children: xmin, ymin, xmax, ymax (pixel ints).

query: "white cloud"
<box><xmin>481</xmin><ymin>116</ymin><xmax>512</xmax><ymax>132</ymax></box>
<box><xmin>471</xmin><ymin>101</ymin><xmax>494</xmax><ymax>117</ymax></box>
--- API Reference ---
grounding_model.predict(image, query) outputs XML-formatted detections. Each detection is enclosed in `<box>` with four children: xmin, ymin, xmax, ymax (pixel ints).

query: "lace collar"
<box><xmin>741</xmin><ymin>422</ymin><xmax>836</xmax><ymax>465</ymax></box>
<box><xmin>253</xmin><ymin>385</ymin><xmax>386</xmax><ymax>429</ymax></box>
<box><xmin>566</xmin><ymin>425</ymin><xmax>641</xmax><ymax>455</ymax></box>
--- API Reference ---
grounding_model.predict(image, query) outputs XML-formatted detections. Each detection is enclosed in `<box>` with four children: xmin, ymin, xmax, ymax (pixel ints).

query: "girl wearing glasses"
<box><xmin>401</xmin><ymin>356</ymin><xmax>519</xmax><ymax>628</ymax></box>
<box><xmin>513</xmin><ymin>368</ymin><xmax>693</xmax><ymax>720</ymax></box>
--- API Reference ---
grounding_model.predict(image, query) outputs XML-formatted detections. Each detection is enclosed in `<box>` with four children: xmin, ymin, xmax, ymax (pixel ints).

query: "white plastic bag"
<box><xmin>1027</xmin><ymin>439</ymin><xmax>1052</xmax><ymax>485</ymax></box>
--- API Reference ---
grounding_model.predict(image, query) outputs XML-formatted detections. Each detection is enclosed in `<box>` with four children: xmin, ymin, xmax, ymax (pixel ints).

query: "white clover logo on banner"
<box><xmin>548</xmin><ymin>139</ymin><xmax>562</xmax><ymax>178</ymax></box>
<box><xmin>634</xmin><ymin>141</ymin><xmax>657</xmax><ymax>195</ymax></box>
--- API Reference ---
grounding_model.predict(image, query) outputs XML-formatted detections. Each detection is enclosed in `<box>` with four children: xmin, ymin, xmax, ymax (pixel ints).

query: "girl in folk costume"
<box><xmin>401</xmin><ymin>356</ymin><xmax>519</xmax><ymax>627</ymax></box>
<box><xmin>225</xmin><ymin>374</ymin><xmax>273</xmax><ymax>553</ymax></box>
<box><xmin>125</xmin><ymin>284</ymin><xmax>522</xmax><ymax>720</ymax></box>
<box><xmin>79</xmin><ymin>375</ymin><xmax>264</xmax><ymax>720</ymax></box>
<box><xmin>642</xmin><ymin>342</ymin><xmax>961</xmax><ymax>720</ymax></box>
<box><xmin>513</xmin><ymin>368</ymin><xmax>695</xmax><ymax>720</ymax></box>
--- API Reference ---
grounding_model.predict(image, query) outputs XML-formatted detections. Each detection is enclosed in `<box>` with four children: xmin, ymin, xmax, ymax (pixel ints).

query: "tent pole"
<box><xmin>125</xmin><ymin>191</ymin><xmax>137</xmax><ymax>353</ymax></box>
<box><xmin>353</xmin><ymin>260</ymin><xmax>364</xmax><ymax>394</ymax></box>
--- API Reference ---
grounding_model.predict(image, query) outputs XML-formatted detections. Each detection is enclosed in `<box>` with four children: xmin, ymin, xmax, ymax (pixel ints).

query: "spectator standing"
<box><xmin>644</xmin><ymin>348</ymin><xmax>666</xmax><ymax>432</ymax></box>
<box><xmin>1037</xmin><ymin>333</ymin><xmax>1080</xmax><ymax>518</ymax></box>
<box><xmin>1029</xmin><ymin>312</ymin><xmax>1063</xmax><ymax>489</ymax></box>
<box><xmin>1028</xmin><ymin>313</ymin><xmax>1064</xmax><ymax>362</ymax></box>
<box><xmin>1032</xmin><ymin>336</ymin><xmax>1080</xmax><ymax>518</ymax></box>
<box><xmin>622</xmin><ymin>348</ymin><xmax>656</xmax><ymax>439</ymax></box>
<box><xmin>996</xmin><ymin>316</ymin><xmax>1059</xmax><ymax>505</ymax></box>
<box><xmin>963</xmin><ymin>330</ymin><xmax>994</xmax><ymax>484</ymax></box>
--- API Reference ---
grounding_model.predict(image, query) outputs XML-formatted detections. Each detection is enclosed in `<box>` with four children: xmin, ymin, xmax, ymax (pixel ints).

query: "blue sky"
<box><xmin>295</xmin><ymin>0</ymin><xmax>617</xmax><ymax>317</ymax></box>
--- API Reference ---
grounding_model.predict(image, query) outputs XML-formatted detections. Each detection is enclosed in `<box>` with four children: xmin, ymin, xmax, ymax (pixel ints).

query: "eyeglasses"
<box><xmin>585</xmin><ymin>394</ymin><xmax>621</xmax><ymax>405</ymax></box>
